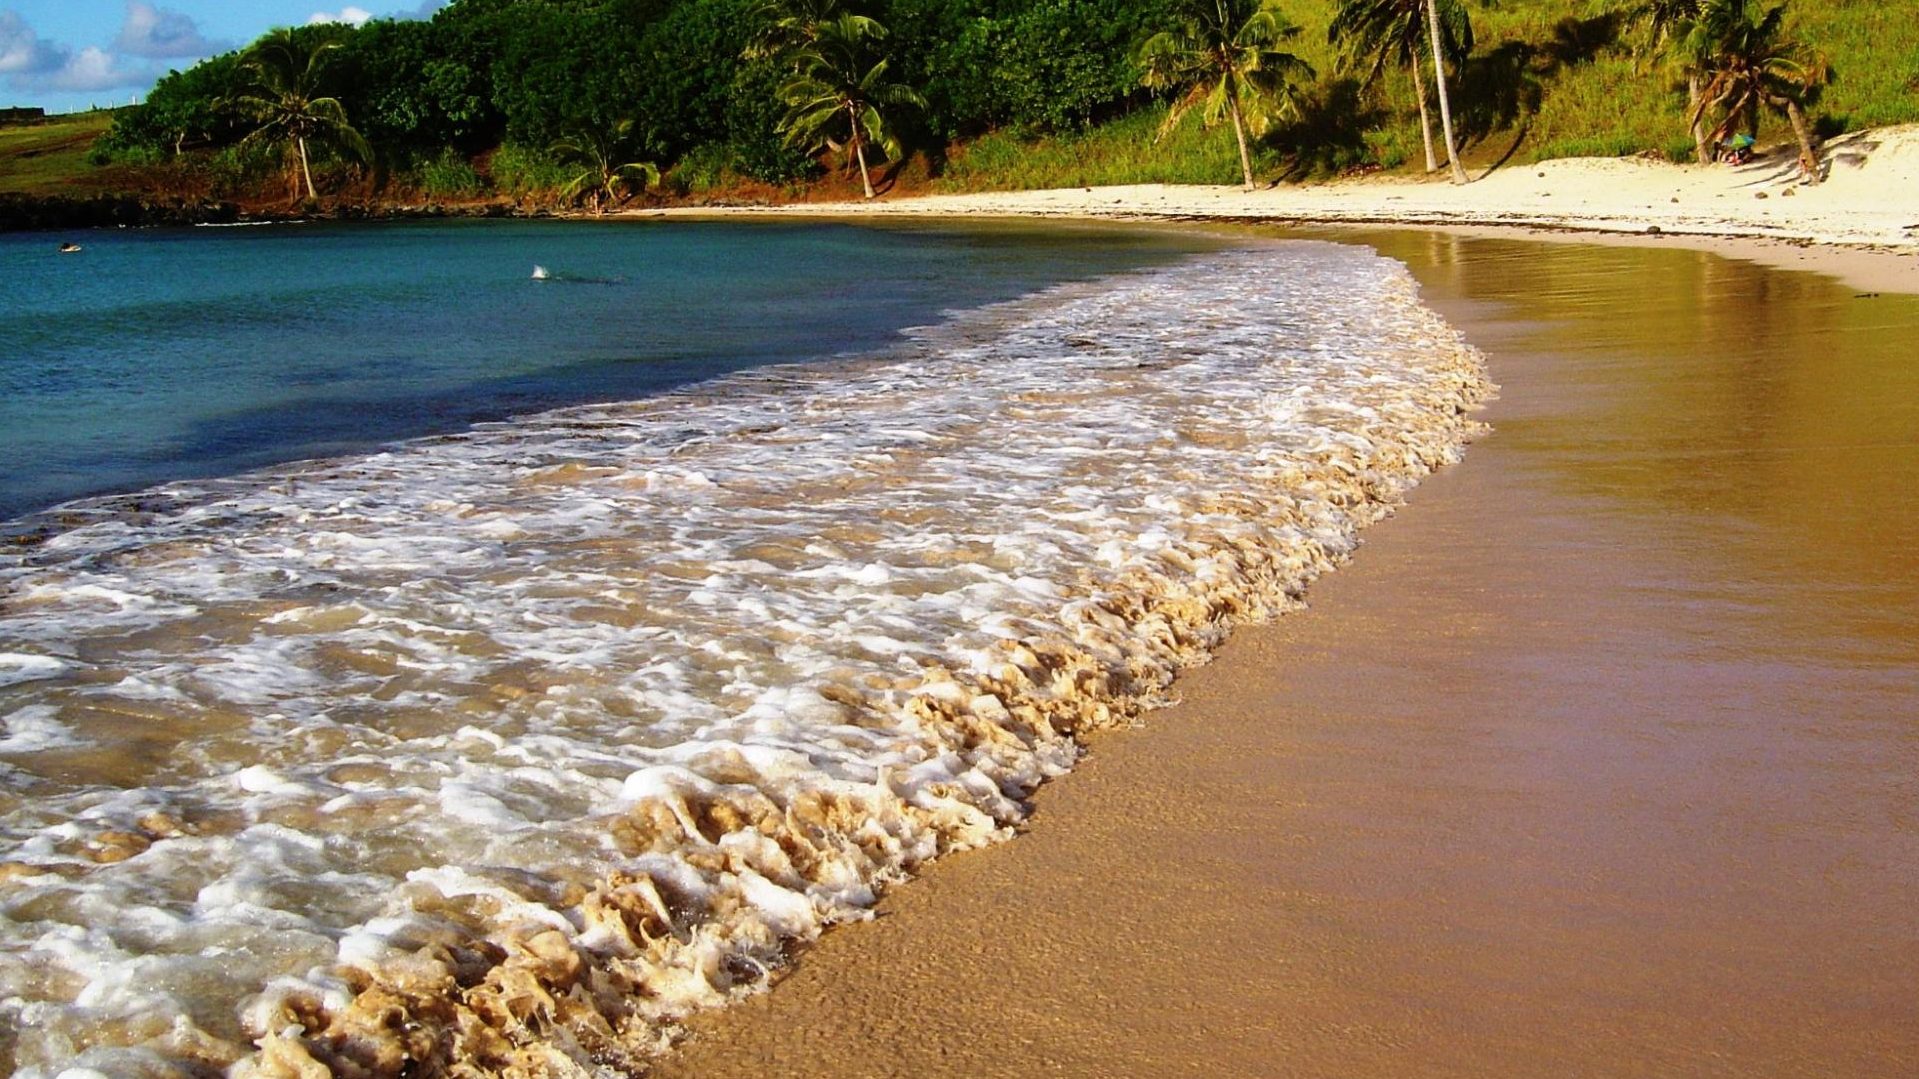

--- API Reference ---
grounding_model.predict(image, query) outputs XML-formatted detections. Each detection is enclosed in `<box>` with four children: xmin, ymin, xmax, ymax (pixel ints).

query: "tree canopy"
<box><xmin>102</xmin><ymin>0</ymin><xmax>1180</xmax><ymax>190</ymax></box>
<box><xmin>90</xmin><ymin>0</ymin><xmax>1859</xmax><ymax>199</ymax></box>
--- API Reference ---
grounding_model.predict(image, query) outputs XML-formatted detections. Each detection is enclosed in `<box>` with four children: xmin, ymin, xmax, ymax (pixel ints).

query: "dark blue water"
<box><xmin>0</xmin><ymin>219</ymin><xmax>1212</xmax><ymax>520</ymax></box>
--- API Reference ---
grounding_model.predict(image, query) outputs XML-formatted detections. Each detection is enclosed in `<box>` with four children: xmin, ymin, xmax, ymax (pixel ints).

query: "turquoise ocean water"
<box><xmin>0</xmin><ymin>219</ymin><xmax>1211</xmax><ymax>521</ymax></box>
<box><xmin>0</xmin><ymin>222</ymin><xmax>1492</xmax><ymax>1076</ymax></box>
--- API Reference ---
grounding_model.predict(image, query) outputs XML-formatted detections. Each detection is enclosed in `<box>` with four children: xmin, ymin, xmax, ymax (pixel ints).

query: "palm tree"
<box><xmin>1422</xmin><ymin>0</ymin><xmax>1469</xmax><ymax>183</ymax></box>
<box><xmin>226</xmin><ymin>29</ymin><xmax>369</xmax><ymax>204</ymax></box>
<box><xmin>1685</xmin><ymin>0</ymin><xmax>1829</xmax><ymax>181</ymax></box>
<box><xmin>1328</xmin><ymin>0</ymin><xmax>1472</xmax><ymax>175</ymax></box>
<box><xmin>777</xmin><ymin>15</ymin><xmax>925</xmax><ymax>199</ymax></box>
<box><xmin>1139</xmin><ymin>0</ymin><xmax>1316</xmax><ymax>191</ymax></box>
<box><xmin>1626</xmin><ymin>0</ymin><xmax>1711</xmax><ymax>163</ymax></box>
<box><xmin>551</xmin><ymin>120</ymin><xmax>661</xmax><ymax>216</ymax></box>
<box><xmin>747</xmin><ymin>0</ymin><xmax>874</xmax><ymax>60</ymax></box>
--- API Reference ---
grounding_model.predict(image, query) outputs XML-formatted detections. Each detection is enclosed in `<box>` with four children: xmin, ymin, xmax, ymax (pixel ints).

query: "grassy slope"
<box><xmin>934</xmin><ymin>0</ymin><xmax>1919</xmax><ymax>191</ymax></box>
<box><xmin>0</xmin><ymin>112</ymin><xmax>116</xmax><ymax>196</ymax></box>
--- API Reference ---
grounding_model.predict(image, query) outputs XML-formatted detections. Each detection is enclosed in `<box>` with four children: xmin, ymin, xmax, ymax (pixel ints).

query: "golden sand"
<box><xmin>651</xmin><ymin>231</ymin><xmax>1919</xmax><ymax>1078</ymax></box>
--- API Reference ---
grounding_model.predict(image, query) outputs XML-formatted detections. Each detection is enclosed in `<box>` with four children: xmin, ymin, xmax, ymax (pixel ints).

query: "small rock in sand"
<box><xmin>1755</xmin><ymin>191</ymin><xmax>1769</xmax><ymax>199</ymax></box>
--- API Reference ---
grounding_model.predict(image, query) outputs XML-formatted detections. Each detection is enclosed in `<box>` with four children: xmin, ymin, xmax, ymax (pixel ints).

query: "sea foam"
<box><xmin>0</xmin><ymin>240</ymin><xmax>1487</xmax><ymax>1078</ymax></box>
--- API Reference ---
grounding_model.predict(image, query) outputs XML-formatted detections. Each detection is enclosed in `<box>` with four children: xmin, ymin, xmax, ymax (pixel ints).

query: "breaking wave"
<box><xmin>0</xmin><ymin>239</ymin><xmax>1487</xmax><ymax>1078</ymax></box>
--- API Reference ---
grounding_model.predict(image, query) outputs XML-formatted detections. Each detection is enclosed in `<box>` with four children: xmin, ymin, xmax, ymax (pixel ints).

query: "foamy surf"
<box><xmin>0</xmin><ymin>239</ymin><xmax>1487</xmax><ymax>1078</ymax></box>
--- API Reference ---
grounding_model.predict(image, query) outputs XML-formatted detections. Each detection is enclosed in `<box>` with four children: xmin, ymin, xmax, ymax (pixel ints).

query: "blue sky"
<box><xmin>2</xmin><ymin>1</ymin><xmax>445</xmax><ymax>113</ymax></box>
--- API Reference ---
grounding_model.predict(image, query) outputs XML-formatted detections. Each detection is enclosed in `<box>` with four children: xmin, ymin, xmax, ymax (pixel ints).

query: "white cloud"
<box><xmin>38</xmin><ymin>46</ymin><xmax>145</xmax><ymax>92</ymax></box>
<box><xmin>113</xmin><ymin>1</ymin><xmax>219</xmax><ymax>60</ymax></box>
<box><xmin>1</xmin><ymin>12</ymin><xmax>147</xmax><ymax>94</ymax></box>
<box><xmin>3</xmin><ymin>47</ymin><xmax>145</xmax><ymax>95</ymax></box>
<box><xmin>308</xmin><ymin>6</ymin><xmax>374</xmax><ymax>26</ymax></box>
<box><xmin>0</xmin><ymin>10</ymin><xmax>66</xmax><ymax>76</ymax></box>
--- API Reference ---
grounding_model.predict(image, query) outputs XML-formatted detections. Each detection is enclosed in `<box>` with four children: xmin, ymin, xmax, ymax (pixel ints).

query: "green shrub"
<box><xmin>937</xmin><ymin>105</ymin><xmax>1244</xmax><ymax>191</ymax></box>
<box><xmin>1363</xmin><ymin>126</ymin><xmax>1413</xmax><ymax>170</ymax></box>
<box><xmin>672</xmin><ymin>142</ymin><xmax>735</xmax><ymax>193</ymax></box>
<box><xmin>415</xmin><ymin>150</ymin><xmax>487</xmax><ymax>198</ymax></box>
<box><xmin>723</xmin><ymin>60</ymin><xmax>817</xmax><ymax>184</ymax></box>
<box><xmin>489</xmin><ymin>143</ymin><xmax>571</xmax><ymax>197</ymax></box>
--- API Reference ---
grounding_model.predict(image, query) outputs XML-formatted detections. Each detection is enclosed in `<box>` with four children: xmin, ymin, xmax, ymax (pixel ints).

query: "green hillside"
<box><xmin>0</xmin><ymin>113</ymin><xmax>115</xmax><ymax>196</ymax></box>
<box><xmin>943</xmin><ymin>0</ymin><xmax>1919</xmax><ymax>190</ymax></box>
<box><xmin>9</xmin><ymin>0</ymin><xmax>1916</xmax><ymax>206</ymax></box>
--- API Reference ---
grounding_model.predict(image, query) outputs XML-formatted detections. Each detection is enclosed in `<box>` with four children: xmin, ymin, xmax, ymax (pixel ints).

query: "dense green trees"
<box><xmin>99</xmin><ymin>0</ymin><xmax>1175</xmax><ymax>197</ymax></box>
<box><xmin>90</xmin><ymin>0</ymin><xmax>1848</xmax><ymax>199</ymax></box>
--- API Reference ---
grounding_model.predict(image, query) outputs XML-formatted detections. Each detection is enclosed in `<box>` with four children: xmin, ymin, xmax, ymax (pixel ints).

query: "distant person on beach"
<box><xmin>1718</xmin><ymin>133</ymin><xmax>1756</xmax><ymax>165</ymax></box>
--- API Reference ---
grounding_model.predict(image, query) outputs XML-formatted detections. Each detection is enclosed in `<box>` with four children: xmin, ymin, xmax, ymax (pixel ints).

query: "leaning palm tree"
<box><xmin>1139</xmin><ymin>0</ymin><xmax>1316</xmax><ymax>191</ymax></box>
<box><xmin>1625</xmin><ymin>0</ymin><xmax>1711</xmax><ymax>163</ymax></box>
<box><xmin>226</xmin><ymin>29</ymin><xmax>369</xmax><ymax>204</ymax></box>
<box><xmin>1684</xmin><ymin>0</ymin><xmax>1829</xmax><ymax>181</ymax></box>
<box><xmin>777</xmin><ymin>14</ymin><xmax>925</xmax><ymax>199</ymax></box>
<box><xmin>551</xmin><ymin>119</ymin><xmax>661</xmax><ymax>216</ymax></box>
<box><xmin>1421</xmin><ymin>0</ymin><xmax>1469</xmax><ymax>182</ymax></box>
<box><xmin>1328</xmin><ymin>0</ymin><xmax>1472</xmax><ymax>174</ymax></box>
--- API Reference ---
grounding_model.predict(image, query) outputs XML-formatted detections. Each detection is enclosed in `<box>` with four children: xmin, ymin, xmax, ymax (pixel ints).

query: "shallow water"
<box><xmin>646</xmin><ymin>230</ymin><xmax>1919</xmax><ymax>1079</ymax></box>
<box><xmin>0</xmin><ymin>231</ymin><xmax>1485</xmax><ymax>1077</ymax></box>
<box><xmin>0</xmin><ymin>219</ymin><xmax>1213</xmax><ymax>521</ymax></box>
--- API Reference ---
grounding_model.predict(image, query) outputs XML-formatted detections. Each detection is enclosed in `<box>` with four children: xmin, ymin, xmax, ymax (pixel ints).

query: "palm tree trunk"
<box><xmin>1411</xmin><ymin>57</ymin><xmax>1437</xmax><ymax>174</ymax></box>
<box><xmin>1225</xmin><ymin>89</ymin><xmax>1256</xmax><ymax>190</ymax></box>
<box><xmin>851</xmin><ymin>104</ymin><xmax>875</xmax><ymax>199</ymax></box>
<box><xmin>854</xmin><ymin>141</ymin><xmax>875</xmax><ymax>199</ymax></box>
<box><xmin>298</xmin><ymin>135</ymin><xmax>316</xmax><ymax>202</ymax></box>
<box><xmin>1687</xmin><ymin>73</ymin><xmax>1710</xmax><ymax>165</ymax></box>
<box><xmin>1425</xmin><ymin>0</ymin><xmax>1468</xmax><ymax>184</ymax></box>
<box><xmin>1782</xmin><ymin>97</ymin><xmax>1820</xmax><ymax>184</ymax></box>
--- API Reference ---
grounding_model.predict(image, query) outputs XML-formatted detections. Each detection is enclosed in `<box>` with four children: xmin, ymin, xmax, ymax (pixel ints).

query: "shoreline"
<box><xmin>642</xmin><ymin>207</ymin><xmax>1919</xmax><ymax>295</ymax></box>
<box><xmin>648</xmin><ymin>228</ymin><xmax>1919</xmax><ymax>1078</ymax></box>
<box><xmin>0</xmin><ymin>231</ymin><xmax>1493</xmax><ymax>1077</ymax></box>
<box><xmin>15</xmin><ymin>126</ymin><xmax>1913</xmax><ymax>291</ymax></box>
<box><xmin>632</xmin><ymin>124</ymin><xmax>1919</xmax><ymax>294</ymax></box>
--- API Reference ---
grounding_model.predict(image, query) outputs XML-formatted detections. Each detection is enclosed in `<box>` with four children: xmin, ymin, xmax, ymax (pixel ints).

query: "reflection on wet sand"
<box><xmin>653</xmin><ymin>233</ymin><xmax>1919</xmax><ymax>1079</ymax></box>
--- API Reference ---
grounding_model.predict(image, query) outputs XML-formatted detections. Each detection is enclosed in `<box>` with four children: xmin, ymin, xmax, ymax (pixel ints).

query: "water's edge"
<box><xmin>0</xmin><ymin>239</ymin><xmax>1489</xmax><ymax>1078</ymax></box>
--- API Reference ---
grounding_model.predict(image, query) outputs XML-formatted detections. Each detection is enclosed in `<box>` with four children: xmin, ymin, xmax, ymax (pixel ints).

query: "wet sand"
<box><xmin>652</xmin><ymin>232</ymin><xmax>1919</xmax><ymax>1077</ymax></box>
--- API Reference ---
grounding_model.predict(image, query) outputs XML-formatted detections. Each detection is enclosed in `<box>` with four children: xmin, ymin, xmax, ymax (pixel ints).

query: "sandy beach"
<box><xmin>646</xmin><ymin>224</ymin><xmax>1919</xmax><ymax>1072</ymax></box>
<box><xmin>644</xmin><ymin>124</ymin><xmax>1919</xmax><ymax>294</ymax></box>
